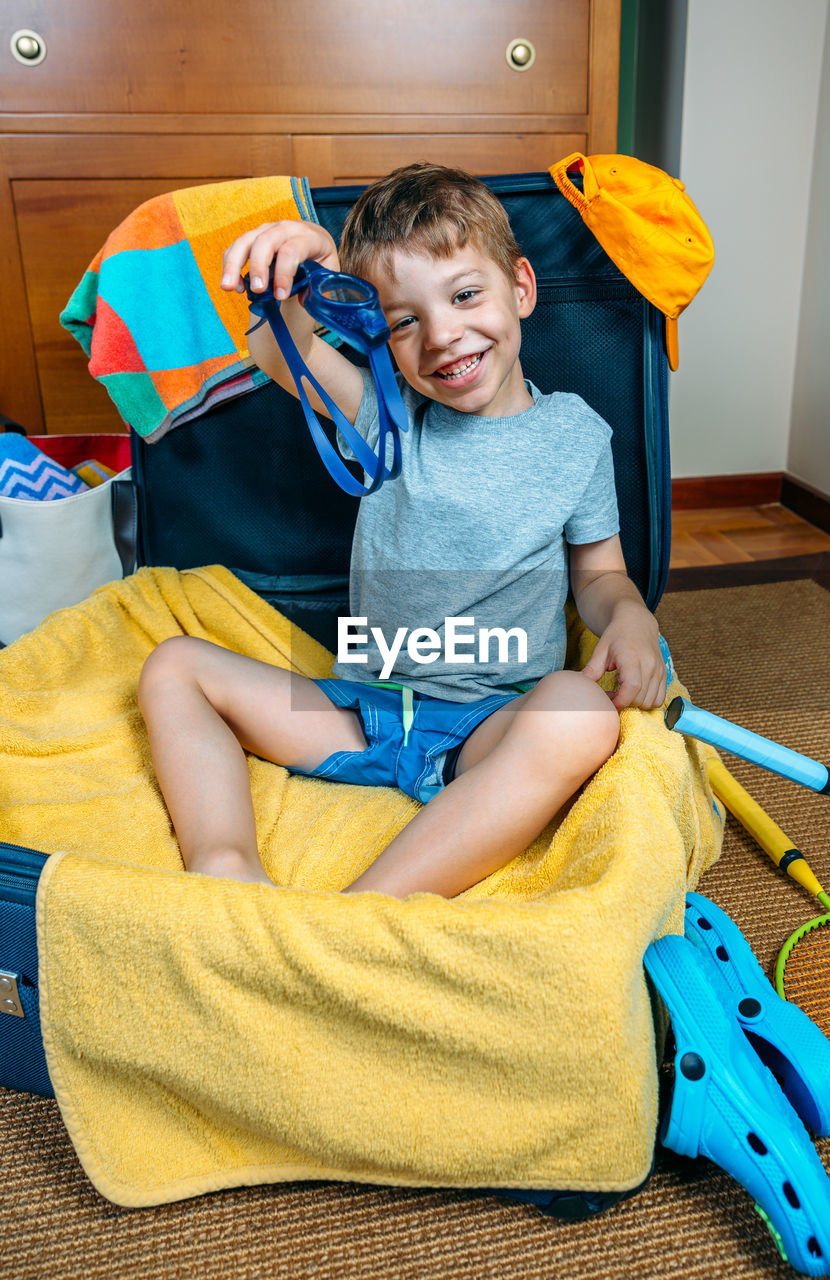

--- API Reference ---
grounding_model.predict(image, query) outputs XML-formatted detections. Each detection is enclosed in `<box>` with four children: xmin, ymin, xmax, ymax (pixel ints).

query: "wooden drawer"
<box><xmin>293</xmin><ymin>134</ymin><xmax>587</xmax><ymax>186</ymax></box>
<box><xmin>3</xmin><ymin>0</ymin><xmax>590</xmax><ymax>119</ymax></box>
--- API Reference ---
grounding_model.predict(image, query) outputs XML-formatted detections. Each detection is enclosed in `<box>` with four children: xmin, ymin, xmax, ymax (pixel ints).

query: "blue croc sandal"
<box><xmin>645</xmin><ymin>933</ymin><xmax>830</xmax><ymax>1277</ymax></box>
<box><xmin>684</xmin><ymin>892</ymin><xmax>830</xmax><ymax>1137</ymax></box>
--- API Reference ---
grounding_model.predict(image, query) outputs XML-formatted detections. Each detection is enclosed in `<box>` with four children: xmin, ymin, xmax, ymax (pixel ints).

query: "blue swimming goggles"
<box><xmin>245</xmin><ymin>259</ymin><xmax>408</xmax><ymax>496</ymax></box>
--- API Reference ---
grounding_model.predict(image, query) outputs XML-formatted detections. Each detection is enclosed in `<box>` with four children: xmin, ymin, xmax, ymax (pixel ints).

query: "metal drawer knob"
<box><xmin>11</xmin><ymin>29</ymin><xmax>47</xmax><ymax>66</ymax></box>
<box><xmin>506</xmin><ymin>38</ymin><xmax>536</xmax><ymax>71</ymax></box>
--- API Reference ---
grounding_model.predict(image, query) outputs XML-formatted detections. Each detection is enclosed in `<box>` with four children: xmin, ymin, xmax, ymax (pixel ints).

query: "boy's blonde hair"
<box><xmin>339</xmin><ymin>162</ymin><xmax>523</xmax><ymax>284</ymax></box>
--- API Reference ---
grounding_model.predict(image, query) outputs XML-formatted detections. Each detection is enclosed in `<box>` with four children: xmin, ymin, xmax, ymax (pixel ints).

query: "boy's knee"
<box><xmin>530</xmin><ymin>669</ymin><xmax>612</xmax><ymax>713</ymax></box>
<box><xmin>520</xmin><ymin>670</ymin><xmax>620</xmax><ymax>769</ymax></box>
<box><xmin>138</xmin><ymin>636</ymin><xmax>204</xmax><ymax>708</ymax></box>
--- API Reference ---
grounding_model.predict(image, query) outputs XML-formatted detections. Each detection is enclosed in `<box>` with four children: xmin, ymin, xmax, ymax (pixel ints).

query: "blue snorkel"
<box><xmin>245</xmin><ymin>259</ymin><xmax>408</xmax><ymax>496</ymax></box>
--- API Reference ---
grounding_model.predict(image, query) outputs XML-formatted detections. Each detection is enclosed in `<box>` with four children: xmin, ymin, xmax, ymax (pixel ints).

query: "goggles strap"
<box><xmin>247</xmin><ymin>296</ymin><xmax>404</xmax><ymax>498</ymax></box>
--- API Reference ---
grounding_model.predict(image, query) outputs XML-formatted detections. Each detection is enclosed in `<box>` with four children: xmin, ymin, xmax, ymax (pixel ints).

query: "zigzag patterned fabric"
<box><xmin>0</xmin><ymin>435</ymin><xmax>88</xmax><ymax>500</ymax></box>
<box><xmin>60</xmin><ymin>176</ymin><xmax>317</xmax><ymax>444</ymax></box>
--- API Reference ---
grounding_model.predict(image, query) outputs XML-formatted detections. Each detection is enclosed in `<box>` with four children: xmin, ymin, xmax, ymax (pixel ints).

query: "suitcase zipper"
<box><xmin>0</xmin><ymin>842</ymin><xmax>49</xmax><ymax>907</ymax></box>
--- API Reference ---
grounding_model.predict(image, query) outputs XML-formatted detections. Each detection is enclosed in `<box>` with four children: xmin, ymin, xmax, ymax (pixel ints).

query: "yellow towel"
<box><xmin>0</xmin><ymin>566</ymin><xmax>723</xmax><ymax>1206</ymax></box>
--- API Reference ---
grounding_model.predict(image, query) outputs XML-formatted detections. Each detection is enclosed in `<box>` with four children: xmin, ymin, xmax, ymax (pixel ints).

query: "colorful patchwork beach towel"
<box><xmin>60</xmin><ymin>176</ymin><xmax>317</xmax><ymax>443</ymax></box>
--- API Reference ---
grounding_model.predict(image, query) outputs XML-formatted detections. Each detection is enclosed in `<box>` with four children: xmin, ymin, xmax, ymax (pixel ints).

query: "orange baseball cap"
<box><xmin>549</xmin><ymin>153</ymin><xmax>714</xmax><ymax>370</ymax></box>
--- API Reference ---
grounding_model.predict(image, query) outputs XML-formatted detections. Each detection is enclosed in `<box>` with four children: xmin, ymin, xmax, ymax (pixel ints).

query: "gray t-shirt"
<box><xmin>331</xmin><ymin>370</ymin><xmax>619</xmax><ymax>702</ymax></box>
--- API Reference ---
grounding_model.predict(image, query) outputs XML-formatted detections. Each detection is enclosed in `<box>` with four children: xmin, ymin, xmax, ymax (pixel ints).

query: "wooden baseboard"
<box><xmin>671</xmin><ymin>472</ymin><xmax>783</xmax><ymax>510</ymax></box>
<box><xmin>781</xmin><ymin>475</ymin><xmax>830</xmax><ymax>535</ymax></box>
<box><xmin>670</xmin><ymin>470</ymin><xmax>830</xmax><ymax>534</ymax></box>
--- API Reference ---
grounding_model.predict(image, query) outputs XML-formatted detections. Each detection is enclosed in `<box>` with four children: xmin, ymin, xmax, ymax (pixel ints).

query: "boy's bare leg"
<box><xmin>139</xmin><ymin>645</ymin><xmax>618</xmax><ymax>896</ymax></box>
<box><xmin>343</xmin><ymin>671</ymin><xmax>619</xmax><ymax>899</ymax></box>
<box><xmin>138</xmin><ymin>637</ymin><xmax>367</xmax><ymax>883</ymax></box>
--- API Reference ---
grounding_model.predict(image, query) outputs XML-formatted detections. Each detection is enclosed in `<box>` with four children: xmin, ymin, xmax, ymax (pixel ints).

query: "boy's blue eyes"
<box><xmin>389</xmin><ymin>289</ymin><xmax>480</xmax><ymax>332</ymax></box>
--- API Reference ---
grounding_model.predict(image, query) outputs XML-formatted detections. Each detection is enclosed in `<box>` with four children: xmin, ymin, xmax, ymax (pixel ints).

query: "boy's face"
<box><xmin>368</xmin><ymin>243</ymin><xmax>537</xmax><ymax>418</ymax></box>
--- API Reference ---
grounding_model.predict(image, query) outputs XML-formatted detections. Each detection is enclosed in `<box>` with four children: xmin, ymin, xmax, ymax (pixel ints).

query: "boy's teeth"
<box><xmin>436</xmin><ymin>353</ymin><xmax>482</xmax><ymax>379</ymax></box>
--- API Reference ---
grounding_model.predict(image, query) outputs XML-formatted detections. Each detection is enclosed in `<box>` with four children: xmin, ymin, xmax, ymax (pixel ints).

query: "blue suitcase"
<box><xmin>0</xmin><ymin>172</ymin><xmax>670</xmax><ymax>1216</ymax></box>
<box><xmin>0</xmin><ymin>841</ymin><xmax>52</xmax><ymax>1097</ymax></box>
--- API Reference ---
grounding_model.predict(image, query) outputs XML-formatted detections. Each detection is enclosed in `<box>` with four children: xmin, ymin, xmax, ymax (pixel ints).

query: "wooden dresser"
<box><xmin>1</xmin><ymin>0</ymin><xmax>620</xmax><ymax>434</ymax></box>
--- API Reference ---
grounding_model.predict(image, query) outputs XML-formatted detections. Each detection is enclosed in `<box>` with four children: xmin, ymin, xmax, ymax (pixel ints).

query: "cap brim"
<box><xmin>665</xmin><ymin>316</ymin><xmax>679</xmax><ymax>371</ymax></box>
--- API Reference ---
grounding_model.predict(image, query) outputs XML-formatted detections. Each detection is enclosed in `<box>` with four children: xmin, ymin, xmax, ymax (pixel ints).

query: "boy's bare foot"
<box><xmin>187</xmin><ymin>848</ymin><xmax>274</xmax><ymax>885</ymax></box>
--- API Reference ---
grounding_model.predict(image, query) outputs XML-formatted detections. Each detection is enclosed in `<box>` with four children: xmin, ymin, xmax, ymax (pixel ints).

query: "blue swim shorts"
<box><xmin>284</xmin><ymin>678</ymin><xmax>522</xmax><ymax>804</ymax></box>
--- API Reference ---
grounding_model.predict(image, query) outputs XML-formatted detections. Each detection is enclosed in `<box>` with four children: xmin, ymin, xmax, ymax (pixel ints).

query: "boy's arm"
<box><xmin>568</xmin><ymin>534</ymin><xmax>667</xmax><ymax>709</ymax></box>
<box><xmin>220</xmin><ymin>220</ymin><xmax>365</xmax><ymax>424</ymax></box>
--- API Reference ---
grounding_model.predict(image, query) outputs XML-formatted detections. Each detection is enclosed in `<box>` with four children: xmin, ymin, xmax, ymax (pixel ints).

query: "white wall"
<box><xmin>788</xmin><ymin>8</ymin><xmax>830</xmax><ymax>496</ymax></box>
<box><xmin>669</xmin><ymin>0</ymin><xmax>828</xmax><ymax>479</ymax></box>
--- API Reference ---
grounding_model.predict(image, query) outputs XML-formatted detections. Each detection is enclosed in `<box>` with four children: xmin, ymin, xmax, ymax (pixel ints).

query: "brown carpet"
<box><xmin>3</xmin><ymin>556</ymin><xmax>830</xmax><ymax>1280</ymax></box>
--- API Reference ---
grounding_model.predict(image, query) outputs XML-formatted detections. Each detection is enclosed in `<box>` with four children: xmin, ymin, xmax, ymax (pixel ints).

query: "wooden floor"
<box><xmin>669</xmin><ymin>503</ymin><xmax>830</xmax><ymax>569</ymax></box>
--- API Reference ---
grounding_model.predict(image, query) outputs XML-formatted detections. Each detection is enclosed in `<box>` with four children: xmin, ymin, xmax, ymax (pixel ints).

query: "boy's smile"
<box><xmin>369</xmin><ymin>245</ymin><xmax>537</xmax><ymax>418</ymax></box>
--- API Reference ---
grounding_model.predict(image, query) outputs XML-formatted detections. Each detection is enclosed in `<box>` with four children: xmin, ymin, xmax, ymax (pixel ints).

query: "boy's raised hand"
<box><xmin>221</xmin><ymin>217</ymin><xmax>365</xmax><ymax>424</ymax></box>
<box><xmin>220</xmin><ymin>220</ymin><xmax>340</xmax><ymax>302</ymax></box>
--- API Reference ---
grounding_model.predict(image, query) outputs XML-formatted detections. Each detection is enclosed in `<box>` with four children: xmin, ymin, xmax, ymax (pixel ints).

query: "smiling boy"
<box><xmin>137</xmin><ymin>163</ymin><xmax>666</xmax><ymax>898</ymax></box>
